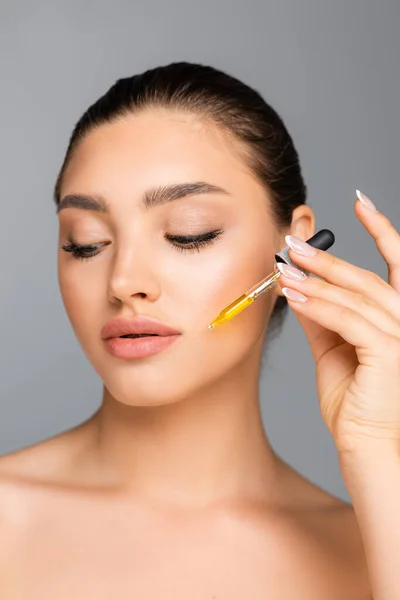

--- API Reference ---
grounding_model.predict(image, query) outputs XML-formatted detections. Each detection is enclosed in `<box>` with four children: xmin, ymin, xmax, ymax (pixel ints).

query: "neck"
<box><xmin>86</xmin><ymin>357</ymin><xmax>281</xmax><ymax>509</ymax></box>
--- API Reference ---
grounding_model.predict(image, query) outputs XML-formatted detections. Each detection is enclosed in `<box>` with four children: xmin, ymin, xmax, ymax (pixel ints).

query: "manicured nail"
<box><xmin>282</xmin><ymin>287</ymin><xmax>308</xmax><ymax>302</ymax></box>
<box><xmin>356</xmin><ymin>189</ymin><xmax>378</xmax><ymax>211</ymax></box>
<box><xmin>276</xmin><ymin>262</ymin><xmax>307</xmax><ymax>280</ymax></box>
<box><xmin>285</xmin><ymin>235</ymin><xmax>317</xmax><ymax>257</ymax></box>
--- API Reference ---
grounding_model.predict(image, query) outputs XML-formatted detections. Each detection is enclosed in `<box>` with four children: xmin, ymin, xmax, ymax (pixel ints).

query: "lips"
<box><xmin>101</xmin><ymin>315</ymin><xmax>181</xmax><ymax>340</ymax></box>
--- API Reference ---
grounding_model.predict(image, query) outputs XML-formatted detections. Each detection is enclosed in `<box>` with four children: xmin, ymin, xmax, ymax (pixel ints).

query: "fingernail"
<box><xmin>276</xmin><ymin>262</ymin><xmax>307</xmax><ymax>280</ymax></box>
<box><xmin>356</xmin><ymin>189</ymin><xmax>378</xmax><ymax>211</ymax></box>
<box><xmin>285</xmin><ymin>235</ymin><xmax>317</xmax><ymax>257</ymax></box>
<box><xmin>282</xmin><ymin>287</ymin><xmax>308</xmax><ymax>302</ymax></box>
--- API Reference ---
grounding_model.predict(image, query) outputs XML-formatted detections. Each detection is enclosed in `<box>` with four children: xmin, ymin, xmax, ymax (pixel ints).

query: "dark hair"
<box><xmin>53</xmin><ymin>61</ymin><xmax>307</xmax><ymax>349</ymax></box>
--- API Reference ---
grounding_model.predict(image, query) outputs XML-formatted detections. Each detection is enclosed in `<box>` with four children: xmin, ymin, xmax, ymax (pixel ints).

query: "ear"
<box><xmin>275</xmin><ymin>205</ymin><xmax>316</xmax><ymax>298</ymax></box>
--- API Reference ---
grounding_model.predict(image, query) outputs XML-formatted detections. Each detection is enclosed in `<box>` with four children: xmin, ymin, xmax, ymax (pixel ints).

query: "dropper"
<box><xmin>208</xmin><ymin>229</ymin><xmax>335</xmax><ymax>329</ymax></box>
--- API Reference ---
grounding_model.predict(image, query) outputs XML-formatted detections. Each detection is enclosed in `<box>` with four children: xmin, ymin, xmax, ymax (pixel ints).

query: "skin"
<box><xmin>0</xmin><ymin>109</ymin><xmax>372</xmax><ymax>598</ymax></box>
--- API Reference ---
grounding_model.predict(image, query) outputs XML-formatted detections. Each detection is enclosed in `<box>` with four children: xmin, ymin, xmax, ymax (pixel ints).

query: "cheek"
<box><xmin>172</xmin><ymin>234</ymin><xmax>276</xmax><ymax>374</ymax></box>
<box><xmin>58</xmin><ymin>261</ymin><xmax>103</xmax><ymax>343</ymax></box>
<box><xmin>179</xmin><ymin>234</ymin><xmax>276</xmax><ymax>333</ymax></box>
<box><xmin>157</xmin><ymin>259</ymin><xmax>273</xmax><ymax>405</ymax></box>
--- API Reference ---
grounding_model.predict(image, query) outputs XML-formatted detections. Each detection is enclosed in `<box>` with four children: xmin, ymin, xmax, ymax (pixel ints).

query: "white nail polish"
<box><xmin>276</xmin><ymin>262</ymin><xmax>307</xmax><ymax>280</ymax></box>
<box><xmin>356</xmin><ymin>189</ymin><xmax>378</xmax><ymax>211</ymax></box>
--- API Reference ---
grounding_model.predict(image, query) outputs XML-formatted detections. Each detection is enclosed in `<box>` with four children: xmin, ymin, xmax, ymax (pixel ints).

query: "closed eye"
<box><xmin>166</xmin><ymin>229</ymin><xmax>224</xmax><ymax>253</ymax></box>
<box><xmin>61</xmin><ymin>229</ymin><xmax>224</xmax><ymax>261</ymax></box>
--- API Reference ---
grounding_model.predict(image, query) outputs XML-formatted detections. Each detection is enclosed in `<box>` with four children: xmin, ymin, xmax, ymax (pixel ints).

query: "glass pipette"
<box><xmin>208</xmin><ymin>229</ymin><xmax>335</xmax><ymax>330</ymax></box>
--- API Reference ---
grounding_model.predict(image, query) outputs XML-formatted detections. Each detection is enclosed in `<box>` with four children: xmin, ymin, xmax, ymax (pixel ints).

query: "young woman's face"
<box><xmin>57</xmin><ymin>110</ymin><xmax>283</xmax><ymax>406</ymax></box>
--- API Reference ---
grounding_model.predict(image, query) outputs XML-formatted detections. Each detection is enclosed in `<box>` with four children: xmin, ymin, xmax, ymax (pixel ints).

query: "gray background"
<box><xmin>1</xmin><ymin>0</ymin><xmax>399</xmax><ymax>503</ymax></box>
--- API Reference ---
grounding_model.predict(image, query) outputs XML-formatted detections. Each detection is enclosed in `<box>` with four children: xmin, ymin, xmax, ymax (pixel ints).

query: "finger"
<box><xmin>277</xmin><ymin>284</ymin><xmax>348</xmax><ymax>368</ymax></box>
<box><xmin>277</xmin><ymin>270</ymin><xmax>400</xmax><ymax>339</ymax></box>
<box><xmin>354</xmin><ymin>191</ymin><xmax>400</xmax><ymax>292</ymax></box>
<box><xmin>285</xmin><ymin>243</ymin><xmax>400</xmax><ymax>323</ymax></box>
<box><xmin>280</xmin><ymin>287</ymin><xmax>398</xmax><ymax>366</ymax></box>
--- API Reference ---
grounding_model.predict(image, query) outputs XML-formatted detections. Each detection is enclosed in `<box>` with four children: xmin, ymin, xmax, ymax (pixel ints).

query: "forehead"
<box><xmin>60</xmin><ymin>109</ymin><xmax>255</xmax><ymax>196</ymax></box>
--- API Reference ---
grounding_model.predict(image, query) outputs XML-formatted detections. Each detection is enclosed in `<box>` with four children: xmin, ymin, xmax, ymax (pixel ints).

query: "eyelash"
<box><xmin>61</xmin><ymin>230</ymin><xmax>224</xmax><ymax>261</ymax></box>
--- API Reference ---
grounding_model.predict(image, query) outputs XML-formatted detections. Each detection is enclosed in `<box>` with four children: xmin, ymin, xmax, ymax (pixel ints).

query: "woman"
<box><xmin>1</xmin><ymin>61</ymin><xmax>399</xmax><ymax>598</ymax></box>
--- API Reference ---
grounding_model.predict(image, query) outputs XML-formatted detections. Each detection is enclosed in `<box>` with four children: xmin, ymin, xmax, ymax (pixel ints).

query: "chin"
<box><xmin>102</xmin><ymin>376</ymin><xmax>196</xmax><ymax>408</ymax></box>
<box><xmin>83</xmin><ymin>338</ymin><xmax>245</xmax><ymax>407</ymax></box>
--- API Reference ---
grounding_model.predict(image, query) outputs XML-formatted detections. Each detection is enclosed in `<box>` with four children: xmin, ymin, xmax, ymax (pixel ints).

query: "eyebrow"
<box><xmin>56</xmin><ymin>182</ymin><xmax>231</xmax><ymax>215</ymax></box>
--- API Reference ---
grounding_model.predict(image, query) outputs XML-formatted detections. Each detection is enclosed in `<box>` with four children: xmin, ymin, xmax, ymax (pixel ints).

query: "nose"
<box><xmin>107</xmin><ymin>250</ymin><xmax>162</xmax><ymax>306</ymax></box>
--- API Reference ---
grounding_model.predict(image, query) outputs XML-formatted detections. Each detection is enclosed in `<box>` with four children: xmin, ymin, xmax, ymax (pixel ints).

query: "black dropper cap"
<box><xmin>274</xmin><ymin>228</ymin><xmax>335</xmax><ymax>274</ymax></box>
<box><xmin>305</xmin><ymin>229</ymin><xmax>335</xmax><ymax>251</ymax></box>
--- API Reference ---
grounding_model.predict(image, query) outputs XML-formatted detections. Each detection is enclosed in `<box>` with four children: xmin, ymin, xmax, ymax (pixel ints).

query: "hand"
<box><xmin>276</xmin><ymin>190</ymin><xmax>400</xmax><ymax>459</ymax></box>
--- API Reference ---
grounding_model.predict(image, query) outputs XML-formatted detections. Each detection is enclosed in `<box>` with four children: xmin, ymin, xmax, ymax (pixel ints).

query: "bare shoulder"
<box><xmin>307</xmin><ymin>501</ymin><xmax>371</xmax><ymax>599</ymax></box>
<box><xmin>0</xmin><ymin>423</ymin><xmax>92</xmax><ymax>569</ymax></box>
<box><xmin>274</xmin><ymin>461</ymin><xmax>372</xmax><ymax>599</ymax></box>
<box><xmin>0</xmin><ymin>416</ymin><xmax>96</xmax><ymax>487</ymax></box>
<box><xmin>0</xmin><ymin>424</ymin><xmax>79</xmax><ymax>499</ymax></box>
<box><xmin>0</xmin><ymin>420</ymin><xmax>92</xmax><ymax>529</ymax></box>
